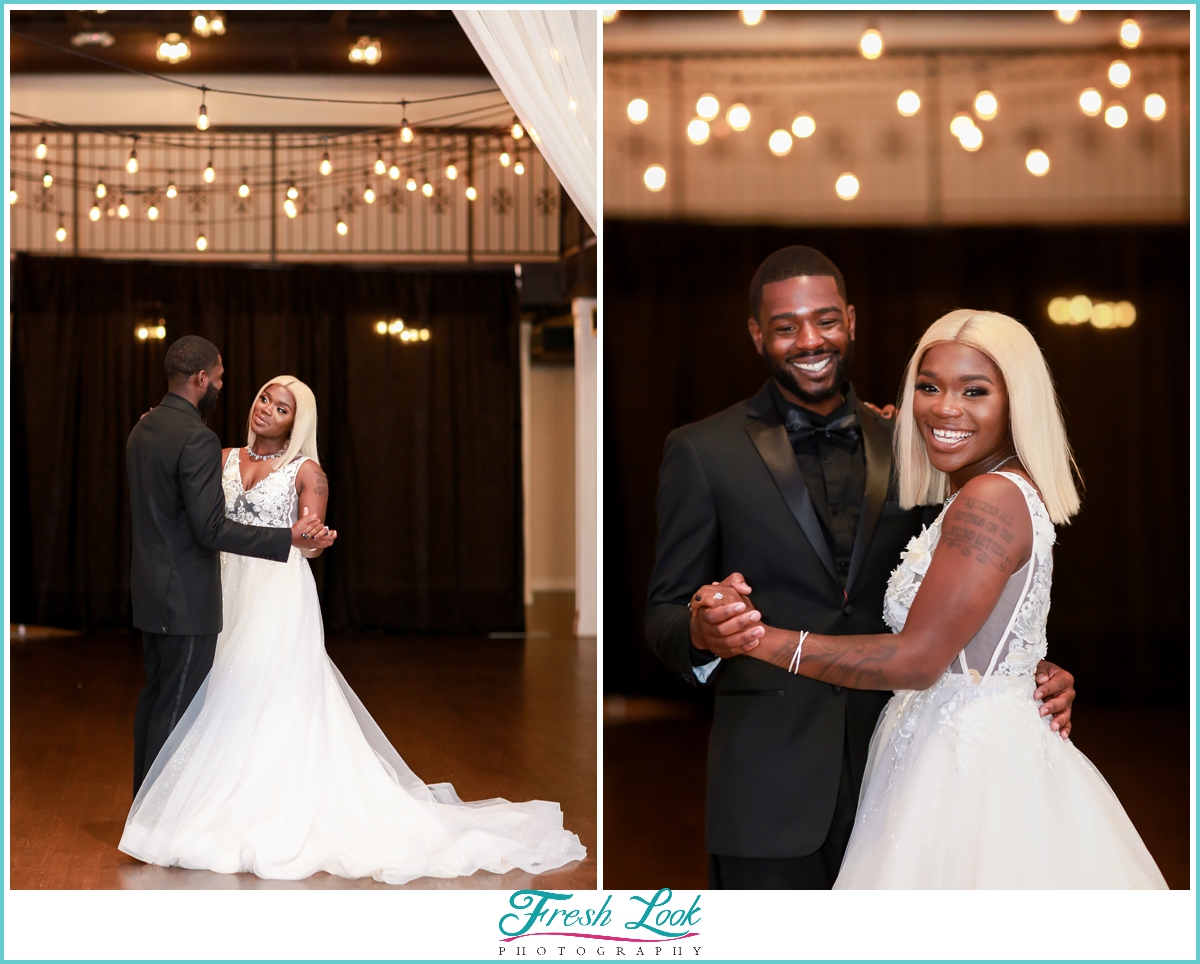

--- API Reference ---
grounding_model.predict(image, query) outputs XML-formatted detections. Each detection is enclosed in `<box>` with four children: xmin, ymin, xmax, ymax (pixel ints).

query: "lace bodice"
<box><xmin>882</xmin><ymin>471</ymin><xmax>1055</xmax><ymax>680</ymax></box>
<box><xmin>221</xmin><ymin>448</ymin><xmax>310</xmax><ymax>529</ymax></box>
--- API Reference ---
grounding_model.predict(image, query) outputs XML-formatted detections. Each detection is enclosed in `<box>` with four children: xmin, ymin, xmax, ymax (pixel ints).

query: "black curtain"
<box><xmin>605</xmin><ymin>221</ymin><xmax>1190</xmax><ymax>704</ymax></box>
<box><xmin>11</xmin><ymin>253</ymin><xmax>524</xmax><ymax>635</ymax></box>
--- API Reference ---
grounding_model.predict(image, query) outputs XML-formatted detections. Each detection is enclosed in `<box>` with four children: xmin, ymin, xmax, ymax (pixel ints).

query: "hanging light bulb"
<box><xmin>400</xmin><ymin>120</ymin><xmax>414</xmax><ymax>143</ymax></box>
<box><xmin>89</xmin><ymin>204</ymin><xmax>101</xmax><ymax>221</ymax></box>
<box><xmin>238</xmin><ymin>178</ymin><xmax>250</xmax><ymax>199</ymax></box>
<box><xmin>118</xmin><ymin>197</ymin><xmax>130</xmax><ymax>218</ymax></box>
<box><xmin>603</xmin><ymin>10</ymin><xmax>620</xmax><ymax>23</ymax></box>
<box><xmin>465</xmin><ymin>185</ymin><xmax>477</xmax><ymax>201</ymax></box>
<box><xmin>374</xmin><ymin>152</ymin><xmax>386</xmax><ymax>176</ymax></box>
<box><xmin>446</xmin><ymin>162</ymin><xmax>459</xmax><ymax>180</ymax></box>
<box><xmin>8</xmin><ymin>186</ymin><xmax>17</xmax><ymax>205</ymax></box>
<box><xmin>835</xmin><ymin>172</ymin><xmax>860</xmax><ymax>200</ymax></box>
<box><xmin>512</xmin><ymin>117</ymin><xmax>524</xmax><ymax>140</ymax></box>
<box><xmin>210</xmin><ymin>14</ymin><xmax>225</xmax><ymax>35</ymax></box>
<box><xmin>147</xmin><ymin>204</ymin><xmax>159</xmax><ymax>220</ymax></box>
<box><xmin>388</xmin><ymin>162</ymin><xmax>400</xmax><ymax>180</ymax></box>
<box><xmin>514</xmin><ymin>160</ymin><xmax>525</xmax><ymax>176</ymax></box>
<box><xmin>740</xmin><ymin>9</ymin><xmax>764</xmax><ymax>26</ymax></box>
<box><xmin>859</xmin><ymin>28</ymin><xmax>884</xmax><ymax>60</ymax></box>
<box><xmin>406</xmin><ymin>175</ymin><xmax>417</xmax><ymax>192</ymax></box>
<box><xmin>959</xmin><ymin>125</ymin><xmax>984</xmax><ymax>151</ymax></box>
<box><xmin>203</xmin><ymin>158</ymin><xmax>216</xmax><ymax>183</ymax></box>
<box><xmin>1119</xmin><ymin>18</ymin><xmax>1141</xmax><ymax>49</ymax></box>
<box><xmin>726</xmin><ymin>103</ymin><xmax>751</xmax><ymax>131</ymax></box>
<box><xmin>286</xmin><ymin>182</ymin><xmax>299</xmax><ymax>201</ymax></box>
<box><xmin>1144</xmin><ymin>93</ymin><xmax>1167</xmax><ymax>121</ymax></box>
<box><xmin>1025</xmin><ymin>149</ymin><xmax>1050</xmax><ymax>176</ymax></box>
<box><xmin>421</xmin><ymin>175</ymin><xmax>434</xmax><ymax>198</ymax></box>
<box><xmin>56</xmin><ymin>222</ymin><xmax>67</xmax><ymax>243</ymax></box>
<box><xmin>35</xmin><ymin>136</ymin><xmax>48</xmax><ymax>160</ymax></box>
<box><xmin>95</xmin><ymin>180</ymin><xmax>107</xmax><ymax>199</ymax></box>
<box><xmin>363</xmin><ymin>183</ymin><xmax>376</xmax><ymax>204</ymax></box>
<box><xmin>1108</xmin><ymin>60</ymin><xmax>1131</xmax><ymax>88</ymax></box>
<box><xmin>283</xmin><ymin>197</ymin><xmax>298</xmax><ymax>218</ymax></box>
<box><xmin>499</xmin><ymin>152</ymin><xmax>512</xmax><ymax>168</ymax></box>
<box><xmin>791</xmin><ymin>112</ymin><xmax>816</xmax><ymax>138</ymax></box>
<box><xmin>626</xmin><ymin>98</ymin><xmax>649</xmax><ymax>124</ymax></box>
<box><xmin>974</xmin><ymin>90</ymin><xmax>998</xmax><ymax>121</ymax></box>
<box><xmin>696</xmin><ymin>95</ymin><xmax>720</xmax><ymax>121</ymax></box>
<box><xmin>126</xmin><ymin>146</ymin><xmax>139</xmax><ymax>174</ymax></box>
<box><xmin>768</xmin><ymin>129</ymin><xmax>793</xmax><ymax>156</ymax></box>
<box><xmin>336</xmin><ymin>217</ymin><xmax>348</xmax><ymax>236</ymax></box>
<box><xmin>1079</xmin><ymin>88</ymin><xmax>1103</xmax><ymax>116</ymax></box>
<box><xmin>166</xmin><ymin>182</ymin><xmax>178</xmax><ymax>199</ymax></box>
<box><xmin>319</xmin><ymin>151</ymin><xmax>332</xmax><ymax>176</ymax></box>
<box><xmin>687</xmin><ymin>118</ymin><xmax>710</xmax><ymax>145</ymax></box>
<box><xmin>195</xmin><ymin>232</ymin><xmax>208</xmax><ymax>251</ymax></box>
<box><xmin>1055</xmin><ymin>8</ymin><xmax>1080</xmax><ymax>23</ymax></box>
<box><xmin>643</xmin><ymin>164</ymin><xmax>667</xmax><ymax>192</ymax></box>
<box><xmin>1104</xmin><ymin>101</ymin><xmax>1129</xmax><ymax>128</ymax></box>
<box><xmin>196</xmin><ymin>101</ymin><xmax>209</xmax><ymax>131</ymax></box>
<box><xmin>43</xmin><ymin>170</ymin><xmax>53</xmax><ymax>188</ymax></box>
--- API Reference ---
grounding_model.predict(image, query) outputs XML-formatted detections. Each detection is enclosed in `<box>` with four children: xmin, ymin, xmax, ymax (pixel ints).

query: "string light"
<box><xmin>203</xmin><ymin>158</ymin><xmax>216</xmax><ymax>183</ymax></box>
<box><xmin>859</xmin><ymin>28</ymin><xmax>883</xmax><ymax>60</ymax></box>
<box><xmin>286</xmin><ymin>182</ymin><xmax>299</xmax><ymax>201</ymax></box>
<box><xmin>696</xmin><ymin>94</ymin><xmax>719</xmax><ymax>121</ymax></box>
<box><xmin>1079</xmin><ymin>88</ymin><xmax>1103</xmax><ymax>116</ymax></box>
<box><xmin>1025</xmin><ymin>149</ymin><xmax>1050</xmax><ymax>176</ymax></box>
<box><xmin>118</xmin><ymin>197</ymin><xmax>130</xmax><ymax>219</ymax></box>
<box><xmin>643</xmin><ymin>164</ymin><xmax>666</xmax><ymax>192</ymax></box>
<box><xmin>284</xmin><ymin>197</ymin><xmax>298</xmax><ymax>218</ymax></box>
<box><xmin>238</xmin><ymin>176</ymin><xmax>250</xmax><ymax>199</ymax></box>
<box><xmin>959</xmin><ymin>125</ymin><xmax>983</xmax><ymax>151</ymax></box>
<box><xmin>363</xmin><ymin>182</ymin><xmax>376</xmax><ymax>204</ymax></box>
<box><xmin>791</xmin><ymin>112</ymin><xmax>816</xmax><ymax>138</ymax></box>
<box><xmin>196</xmin><ymin>93</ymin><xmax>209</xmax><ymax>131</ymax></box>
<box><xmin>768</xmin><ymin>129</ymin><xmax>793</xmax><ymax>156</ymax></box>
<box><xmin>89</xmin><ymin>204</ymin><xmax>101</xmax><ymax>221</ymax></box>
<box><xmin>627</xmin><ymin>98</ymin><xmax>649</xmax><ymax>124</ymax></box>
<box><xmin>156</xmin><ymin>33</ymin><xmax>190</xmax><ymax>63</ymax></box>
<box><xmin>195</xmin><ymin>231</ymin><xmax>208</xmax><ymax>251</ymax></box>
<box><xmin>896</xmin><ymin>90</ymin><xmax>921</xmax><ymax>116</ymax></box>
<box><xmin>35</xmin><ymin>136</ymin><xmax>47</xmax><ymax>160</ymax></box>
<box><xmin>193</xmin><ymin>12</ymin><xmax>225</xmax><ymax>38</ymax></box>
<box><xmin>388</xmin><ymin>162</ymin><xmax>400</xmax><ymax>180</ymax></box>
<box><xmin>1119</xmin><ymin>19</ymin><xmax>1141</xmax><ymax>49</ymax></box>
<box><xmin>9</xmin><ymin>184</ymin><xmax>17</xmax><ymax>205</ymax></box>
<box><xmin>687</xmin><ymin>118</ymin><xmax>710</xmax><ymax>145</ymax></box>
<box><xmin>95</xmin><ymin>180</ymin><xmax>107</xmax><ymax>199</ymax></box>
<box><xmin>43</xmin><ymin>170</ymin><xmax>53</xmax><ymax>188</ymax></box>
<box><xmin>513</xmin><ymin>160</ymin><xmax>525</xmax><ymax>175</ymax></box>
<box><xmin>336</xmin><ymin>217</ymin><xmax>348</xmax><ymax>236</ymax></box>
<box><xmin>1104</xmin><ymin>101</ymin><xmax>1128</xmax><ymax>128</ymax></box>
<box><xmin>349</xmin><ymin>36</ymin><xmax>382</xmax><ymax>65</ymax></box>
<box><xmin>421</xmin><ymin>174</ymin><xmax>434</xmax><ymax>198</ymax></box>
<box><xmin>406</xmin><ymin>175</ymin><xmax>417</xmax><ymax>192</ymax></box>
<box><xmin>320</xmin><ymin>151</ymin><xmax>332</xmax><ymax>176</ymax></box>
<box><xmin>375</xmin><ymin>321</ymin><xmax>389</xmax><ymax>334</ymax></box>
<box><xmin>835</xmin><ymin>172</ymin><xmax>860</xmax><ymax>200</ymax></box>
<box><xmin>1108</xmin><ymin>60</ymin><xmax>1131</xmax><ymax>88</ymax></box>
<box><xmin>973</xmin><ymin>90</ymin><xmax>998</xmax><ymax>121</ymax></box>
<box><xmin>727</xmin><ymin>103</ymin><xmax>751</xmax><ymax>131</ymax></box>
<box><xmin>499</xmin><ymin>152</ymin><xmax>511</xmax><ymax>167</ymax></box>
<box><xmin>446</xmin><ymin>161</ymin><xmax>459</xmax><ymax>180</ymax></box>
<box><xmin>465</xmin><ymin>185</ymin><xmax>477</xmax><ymax>201</ymax></box>
<box><xmin>949</xmin><ymin>113</ymin><xmax>976</xmax><ymax>139</ymax></box>
<box><xmin>126</xmin><ymin>144</ymin><xmax>139</xmax><ymax>174</ymax></box>
<box><xmin>1144</xmin><ymin>93</ymin><xmax>1167</xmax><ymax>121</ymax></box>
<box><xmin>388</xmin><ymin>319</ymin><xmax>404</xmax><ymax>334</ymax></box>
<box><xmin>56</xmin><ymin>221</ymin><xmax>67</xmax><ymax>243</ymax></box>
<box><xmin>400</xmin><ymin>120</ymin><xmax>414</xmax><ymax>143</ymax></box>
<box><xmin>512</xmin><ymin>117</ymin><xmax>524</xmax><ymax>140</ymax></box>
<box><xmin>147</xmin><ymin>203</ymin><xmax>159</xmax><ymax>220</ymax></box>
<box><xmin>374</xmin><ymin>151</ymin><xmax>386</xmax><ymax>176</ymax></box>
<box><xmin>602</xmin><ymin>10</ymin><xmax>620</xmax><ymax>23</ymax></box>
<box><xmin>1055</xmin><ymin>8</ymin><xmax>1080</xmax><ymax>24</ymax></box>
<box><xmin>740</xmin><ymin>9</ymin><xmax>764</xmax><ymax>26</ymax></box>
<box><xmin>166</xmin><ymin>182</ymin><xmax>178</xmax><ymax>199</ymax></box>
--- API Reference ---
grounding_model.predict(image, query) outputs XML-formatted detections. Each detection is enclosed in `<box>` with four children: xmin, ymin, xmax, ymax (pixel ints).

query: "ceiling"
<box><xmin>10</xmin><ymin>10</ymin><xmax>489</xmax><ymax>76</ymax></box>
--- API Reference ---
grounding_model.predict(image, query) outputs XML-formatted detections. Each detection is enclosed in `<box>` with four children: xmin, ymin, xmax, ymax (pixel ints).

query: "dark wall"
<box><xmin>605</xmin><ymin>220</ymin><xmax>1190</xmax><ymax>704</ymax></box>
<box><xmin>12</xmin><ymin>254</ymin><xmax>524</xmax><ymax>636</ymax></box>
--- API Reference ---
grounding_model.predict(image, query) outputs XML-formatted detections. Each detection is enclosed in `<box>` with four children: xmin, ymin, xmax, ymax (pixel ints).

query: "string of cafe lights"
<box><xmin>618</xmin><ymin>10</ymin><xmax>1171</xmax><ymax>198</ymax></box>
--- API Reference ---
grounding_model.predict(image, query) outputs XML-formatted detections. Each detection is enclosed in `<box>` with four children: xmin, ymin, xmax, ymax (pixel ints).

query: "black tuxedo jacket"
<box><xmin>645</xmin><ymin>381</ymin><xmax>936</xmax><ymax>858</ymax></box>
<box><xmin>126</xmin><ymin>393</ymin><xmax>292</xmax><ymax>636</ymax></box>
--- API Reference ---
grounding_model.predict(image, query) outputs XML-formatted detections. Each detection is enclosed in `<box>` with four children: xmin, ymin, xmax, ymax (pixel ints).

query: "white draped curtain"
<box><xmin>455</xmin><ymin>10</ymin><xmax>598</xmax><ymax>231</ymax></box>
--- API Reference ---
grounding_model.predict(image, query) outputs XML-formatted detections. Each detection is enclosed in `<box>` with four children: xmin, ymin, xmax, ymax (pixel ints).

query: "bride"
<box><xmin>695</xmin><ymin>310</ymin><xmax>1166</xmax><ymax>888</ymax></box>
<box><xmin>119</xmin><ymin>376</ymin><xmax>586</xmax><ymax>884</ymax></box>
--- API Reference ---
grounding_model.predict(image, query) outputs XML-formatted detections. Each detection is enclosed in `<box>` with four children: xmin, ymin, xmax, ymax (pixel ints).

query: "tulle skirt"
<box><xmin>119</xmin><ymin>548</ymin><xmax>586</xmax><ymax>884</ymax></box>
<box><xmin>834</xmin><ymin>673</ymin><xmax>1167</xmax><ymax>889</ymax></box>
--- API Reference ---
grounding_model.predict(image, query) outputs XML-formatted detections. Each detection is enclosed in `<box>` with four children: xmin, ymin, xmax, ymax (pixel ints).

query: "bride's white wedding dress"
<box><xmin>834</xmin><ymin>471</ymin><xmax>1166</xmax><ymax>889</ymax></box>
<box><xmin>119</xmin><ymin>450</ymin><xmax>586</xmax><ymax>884</ymax></box>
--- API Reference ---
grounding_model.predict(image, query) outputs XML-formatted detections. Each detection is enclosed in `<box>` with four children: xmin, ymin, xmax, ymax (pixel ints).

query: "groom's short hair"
<box><xmin>749</xmin><ymin>246</ymin><xmax>847</xmax><ymax>321</ymax></box>
<box><xmin>164</xmin><ymin>335</ymin><xmax>220</xmax><ymax>384</ymax></box>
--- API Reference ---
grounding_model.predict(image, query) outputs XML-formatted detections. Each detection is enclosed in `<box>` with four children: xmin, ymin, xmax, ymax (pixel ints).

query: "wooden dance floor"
<box><xmin>604</xmin><ymin>696</ymin><xmax>1190</xmax><ymax>890</ymax></box>
<box><xmin>10</xmin><ymin>593</ymin><xmax>595</xmax><ymax>890</ymax></box>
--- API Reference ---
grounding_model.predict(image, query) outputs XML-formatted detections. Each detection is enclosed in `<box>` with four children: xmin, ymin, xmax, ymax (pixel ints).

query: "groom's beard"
<box><xmin>763</xmin><ymin>339</ymin><xmax>854</xmax><ymax>405</ymax></box>
<box><xmin>196</xmin><ymin>382</ymin><xmax>220</xmax><ymax>415</ymax></box>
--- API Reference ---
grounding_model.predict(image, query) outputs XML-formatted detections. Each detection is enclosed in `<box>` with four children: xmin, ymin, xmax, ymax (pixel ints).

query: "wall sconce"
<box><xmin>136</xmin><ymin>321</ymin><xmax>168</xmax><ymax>341</ymax></box>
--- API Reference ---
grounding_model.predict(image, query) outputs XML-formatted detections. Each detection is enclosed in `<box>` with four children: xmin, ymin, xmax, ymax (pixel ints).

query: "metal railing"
<box><xmin>10</xmin><ymin>126</ymin><xmax>561</xmax><ymax>260</ymax></box>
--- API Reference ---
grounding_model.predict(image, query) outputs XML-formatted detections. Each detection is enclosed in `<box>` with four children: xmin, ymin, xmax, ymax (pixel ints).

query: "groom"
<box><xmin>644</xmin><ymin>246</ymin><xmax>1076</xmax><ymax>889</ymax></box>
<box><xmin>127</xmin><ymin>335</ymin><xmax>336</xmax><ymax>794</ymax></box>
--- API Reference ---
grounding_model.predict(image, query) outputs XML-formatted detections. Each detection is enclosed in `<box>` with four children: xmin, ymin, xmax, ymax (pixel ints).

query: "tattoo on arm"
<box><xmin>312</xmin><ymin>467</ymin><xmax>328</xmax><ymax>499</ymax></box>
<box><xmin>943</xmin><ymin>498</ymin><xmax>1017</xmax><ymax>573</ymax></box>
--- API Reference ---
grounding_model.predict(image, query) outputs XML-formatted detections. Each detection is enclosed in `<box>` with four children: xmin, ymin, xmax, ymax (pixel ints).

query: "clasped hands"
<box><xmin>688</xmin><ymin>572</ymin><xmax>1076</xmax><ymax>738</ymax></box>
<box><xmin>290</xmin><ymin>506</ymin><xmax>337</xmax><ymax>551</ymax></box>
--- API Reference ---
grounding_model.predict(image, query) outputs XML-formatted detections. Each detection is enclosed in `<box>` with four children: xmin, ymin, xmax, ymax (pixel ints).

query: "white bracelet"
<box><xmin>788</xmin><ymin>631</ymin><xmax>809</xmax><ymax>675</ymax></box>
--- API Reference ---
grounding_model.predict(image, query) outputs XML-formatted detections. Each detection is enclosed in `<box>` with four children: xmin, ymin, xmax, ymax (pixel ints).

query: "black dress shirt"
<box><xmin>769</xmin><ymin>381</ymin><xmax>866</xmax><ymax>588</ymax></box>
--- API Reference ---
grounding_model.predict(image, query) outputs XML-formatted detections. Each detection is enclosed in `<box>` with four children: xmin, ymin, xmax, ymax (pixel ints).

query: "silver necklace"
<box><xmin>945</xmin><ymin>455</ymin><xmax>1018</xmax><ymax>505</ymax></box>
<box><xmin>246</xmin><ymin>445</ymin><xmax>285</xmax><ymax>461</ymax></box>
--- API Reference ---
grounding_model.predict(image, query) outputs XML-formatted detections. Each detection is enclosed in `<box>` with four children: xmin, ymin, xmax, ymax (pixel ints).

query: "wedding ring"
<box><xmin>714</xmin><ymin>592</ymin><xmax>723</xmax><ymax>600</ymax></box>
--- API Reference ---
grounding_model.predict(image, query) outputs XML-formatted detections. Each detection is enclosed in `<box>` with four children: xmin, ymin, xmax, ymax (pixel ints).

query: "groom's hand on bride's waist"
<box><xmin>688</xmin><ymin>573</ymin><xmax>767</xmax><ymax>659</ymax></box>
<box><xmin>1034</xmin><ymin>661</ymin><xmax>1075</xmax><ymax>739</ymax></box>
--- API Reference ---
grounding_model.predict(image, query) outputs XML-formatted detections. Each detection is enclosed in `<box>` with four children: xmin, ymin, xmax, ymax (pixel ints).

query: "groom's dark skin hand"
<box><xmin>291</xmin><ymin>506</ymin><xmax>337</xmax><ymax>550</ymax></box>
<box><xmin>691</xmin><ymin>571</ymin><xmax>1075</xmax><ymax>738</ymax></box>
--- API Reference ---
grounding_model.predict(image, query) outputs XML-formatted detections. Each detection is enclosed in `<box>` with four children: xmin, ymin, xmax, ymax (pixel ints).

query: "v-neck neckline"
<box><xmin>236</xmin><ymin>446</ymin><xmax>284</xmax><ymax>494</ymax></box>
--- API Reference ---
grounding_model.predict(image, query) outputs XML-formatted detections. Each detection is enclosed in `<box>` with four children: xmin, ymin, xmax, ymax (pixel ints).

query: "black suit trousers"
<box><xmin>133</xmin><ymin>631</ymin><xmax>217</xmax><ymax>794</ymax></box>
<box><xmin>709</xmin><ymin>721</ymin><xmax>856</xmax><ymax>890</ymax></box>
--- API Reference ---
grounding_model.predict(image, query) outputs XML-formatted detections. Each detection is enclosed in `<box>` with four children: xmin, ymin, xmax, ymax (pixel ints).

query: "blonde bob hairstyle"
<box><xmin>894</xmin><ymin>309</ymin><xmax>1081</xmax><ymax>525</ymax></box>
<box><xmin>245</xmin><ymin>375</ymin><xmax>320</xmax><ymax>472</ymax></box>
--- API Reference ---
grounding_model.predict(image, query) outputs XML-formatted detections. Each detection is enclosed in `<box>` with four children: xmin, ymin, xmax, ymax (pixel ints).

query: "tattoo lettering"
<box><xmin>945</xmin><ymin>502</ymin><xmax>1018</xmax><ymax>573</ymax></box>
<box><xmin>312</xmin><ymin>467</ymin><xmax>328</xmax><ymax>498</ymax></box>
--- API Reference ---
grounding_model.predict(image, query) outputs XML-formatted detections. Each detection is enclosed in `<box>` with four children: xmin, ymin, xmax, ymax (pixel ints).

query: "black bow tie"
<box><xmin>784</xmin><ymin>408</ymin><xmax>860</xmax><ymax>452</ymax></box>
